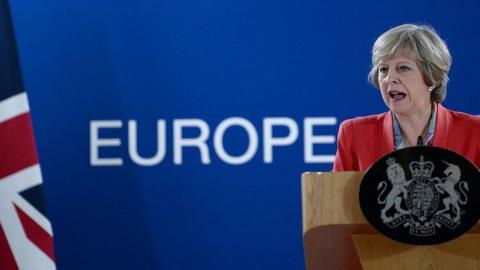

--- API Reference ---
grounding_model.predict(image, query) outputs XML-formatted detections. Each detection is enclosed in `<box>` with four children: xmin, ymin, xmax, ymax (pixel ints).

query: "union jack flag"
<box><xmin>0</xmin><ymin>1</ymin><xmax>56</xmax><ymax>269</ymax></box>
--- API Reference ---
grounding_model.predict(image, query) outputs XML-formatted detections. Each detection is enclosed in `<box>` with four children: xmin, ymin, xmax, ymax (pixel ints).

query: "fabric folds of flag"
<box><xmin>0</xmin><ymin>1</ymin><xmax>56</xmax><ymax>269</ymax></box>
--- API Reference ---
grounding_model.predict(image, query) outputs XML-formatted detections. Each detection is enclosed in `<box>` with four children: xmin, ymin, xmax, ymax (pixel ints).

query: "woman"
<box><xmin>333</xmin><ymin>24</ymin><xmax>480</xmax><ymax>171</ymax></box>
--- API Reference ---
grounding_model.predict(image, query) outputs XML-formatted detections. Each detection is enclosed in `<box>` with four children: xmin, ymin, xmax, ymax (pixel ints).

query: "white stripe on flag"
<box><xmin>0</xmin><ymin>165</ymin><xmax>53</xmax><ymax>235</ymax></box>
<box><xmin>0</xmin><ymin>92</ymin><xmax>30</xmax><ymax>124</ymax></box>
<box><xmin>4</xmin><ymin>165</ymin><xmax>53</xmax><ymax>235</ymax></box>
<box><xmin>0</xmin><ymin>164</ymin><xmax>56</xmax><ymax>270</ymax></box>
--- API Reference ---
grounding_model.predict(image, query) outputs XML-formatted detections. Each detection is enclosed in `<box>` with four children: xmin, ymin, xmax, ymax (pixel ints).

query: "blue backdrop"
<box><xmin>9</xmin><ymin>0</ymin><xmax>480</xmax><ymax>269</ymax></box>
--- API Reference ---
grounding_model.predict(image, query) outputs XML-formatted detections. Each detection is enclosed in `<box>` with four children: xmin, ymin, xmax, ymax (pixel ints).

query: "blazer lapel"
<box><xmin>432</xmin><ymin>103</ymin><xmax>450</xmax><ymax>148</ymax></box>
<box><xmin>381</xmin><ymin>111</ymin><xmax>395</xmax><ymax>155</ymax></box>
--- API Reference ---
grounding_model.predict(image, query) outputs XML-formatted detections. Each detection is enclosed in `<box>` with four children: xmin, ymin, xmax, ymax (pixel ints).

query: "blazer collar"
<box><xmin>382</xmin><ymin>111</ymin><xmax>395</xmax><ymax>154</ymax></box>
<box><xmin>383</xmin><ymin>103</ymin><xmax>449</xmax><ymax>150</ymax></box>
<box><xmin>379</xmin><ymin>103</ymin><xmax>446</xmax><ymax>154</ymax></box>
<box><xmin>432</xmin><ymin>103</ymin><xmax>450</xmax><ymax>148</ymax></box>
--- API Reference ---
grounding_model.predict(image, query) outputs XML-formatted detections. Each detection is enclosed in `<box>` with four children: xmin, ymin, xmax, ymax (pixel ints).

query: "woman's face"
<box><xmin>377</xmin><ymin>50</ymin><xmax>432</xmax><ymax>116</ymax></box>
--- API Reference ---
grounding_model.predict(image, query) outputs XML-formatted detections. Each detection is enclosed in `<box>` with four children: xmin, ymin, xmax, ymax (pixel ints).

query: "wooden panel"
<box><xmin>301</xmin><ymin>171</ymin><xmax>480</xmax><ymax>270</ymax></box>
<box><xmin>301</xmin><ymin>172</ymin><xmax>366</xmax><ymax>233</ymax></box>
<box><xmin>352</xmin><ymin>234</ymin><xmax>480</xmax><ymax>270</ymax></box>
<box><xmin>302</xmin><ymin>172</ymin><xmax>370</xmax><ymax>270</ymax></box>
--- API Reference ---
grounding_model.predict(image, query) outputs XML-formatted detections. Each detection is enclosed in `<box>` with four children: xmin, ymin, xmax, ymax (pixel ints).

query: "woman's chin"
<box><xmin>387</xmin><ymin>103</ymin><xmax>410</xmax><ymax>115</ymax></box>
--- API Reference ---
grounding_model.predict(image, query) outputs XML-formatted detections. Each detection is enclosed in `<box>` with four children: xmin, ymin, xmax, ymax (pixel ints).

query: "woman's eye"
<box><xmin>379</xmin><ymin>67</ymin><xmax>388</xmax><ymax>73</ymax></box>
<box><xmin>399</xmin><ymin>65</ymin><xmax>410</xmax><ymax>71</ymax></box>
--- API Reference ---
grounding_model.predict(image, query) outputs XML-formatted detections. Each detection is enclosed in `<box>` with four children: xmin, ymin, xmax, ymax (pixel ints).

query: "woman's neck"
<box><xmin>395</xmin><ymin>105</ymin><xmax>433</xmax><ymax>147</ymax></box>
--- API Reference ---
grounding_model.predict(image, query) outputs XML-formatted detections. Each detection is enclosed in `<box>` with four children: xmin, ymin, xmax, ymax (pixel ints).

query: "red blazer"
<box><xmin>333</xmin><ymin>104</ymin><xmax>480</xmax><ymax>171</ymax></box>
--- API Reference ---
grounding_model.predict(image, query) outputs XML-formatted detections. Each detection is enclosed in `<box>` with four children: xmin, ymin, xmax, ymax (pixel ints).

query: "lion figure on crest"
<box><xmin>377</xmin><ymin>158</ymin><xmax>412</xmax><ymax>222</ymax></box>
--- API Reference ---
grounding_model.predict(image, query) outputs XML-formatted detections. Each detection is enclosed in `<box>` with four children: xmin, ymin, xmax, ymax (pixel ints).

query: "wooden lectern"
<box><xmin>301</xmin><ymin>172</ymin><xmax>480</xmax><ymax>270</ymax></box>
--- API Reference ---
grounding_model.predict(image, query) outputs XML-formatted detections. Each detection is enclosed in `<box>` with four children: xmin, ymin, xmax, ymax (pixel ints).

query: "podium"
<box><xmin>301</xmin><ymin>172</ymin><xmax>480</xmax><ymax>270</ymax></box>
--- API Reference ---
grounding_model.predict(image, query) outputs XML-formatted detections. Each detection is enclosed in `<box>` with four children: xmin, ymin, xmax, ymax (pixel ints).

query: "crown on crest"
<box><xmin>409</xmin><ymin>155</ymin><xmax>434</xmax><ymax>178</ymax></box>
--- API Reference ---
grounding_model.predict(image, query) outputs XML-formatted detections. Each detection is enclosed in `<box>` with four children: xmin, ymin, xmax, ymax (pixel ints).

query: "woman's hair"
<box><xmin>368</xmin><ymin>24</ymin><xmax>451</xmax><ymax>103</ymax></box>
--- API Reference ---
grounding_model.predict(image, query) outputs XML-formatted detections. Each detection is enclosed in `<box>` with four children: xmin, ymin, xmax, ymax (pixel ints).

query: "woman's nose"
<box><xmin>385</xmin><ymin>70</ymin><xmax>399</xmax><ymax>84</ymax></box>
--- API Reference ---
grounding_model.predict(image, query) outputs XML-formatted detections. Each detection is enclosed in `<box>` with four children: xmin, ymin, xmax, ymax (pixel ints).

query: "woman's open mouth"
<box><xmin>389</xmin><ymin>90</ymin><xmax>406</xmax><ymax>102</ymax></box>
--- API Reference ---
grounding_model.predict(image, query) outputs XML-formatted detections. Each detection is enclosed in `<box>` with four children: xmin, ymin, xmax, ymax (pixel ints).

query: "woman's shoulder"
<box><xmin>340</xmin><ymin>112</ymin><xmax>389</xmax><ymax>129</ymax></box>
<box><xmin>440</xmin><ymin>105</ymin><xmax>480</xmax><ymax>123</ymax></box>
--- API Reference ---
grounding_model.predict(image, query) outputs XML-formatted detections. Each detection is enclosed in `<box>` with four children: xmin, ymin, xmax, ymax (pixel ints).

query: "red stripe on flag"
<box><xmin>15</xmin><ymin>204</ymin><xmax>55</xmax><ymax>261</ymax></box>
<box><xmin>0</xmin><ymin>112</ymin><xmax>38</xmax><ymax>180</ymax></box>
<box><xmin>0</xmin><ymin>223</ymin><xmax>19</xmax><ymax>270</ymax></box>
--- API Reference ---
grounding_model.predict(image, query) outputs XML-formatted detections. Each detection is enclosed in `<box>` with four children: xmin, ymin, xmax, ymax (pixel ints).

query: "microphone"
<box><xmin>417</xmin><ymin>136</ymin><xmax>424</xmax><ymax>146</ymax></box>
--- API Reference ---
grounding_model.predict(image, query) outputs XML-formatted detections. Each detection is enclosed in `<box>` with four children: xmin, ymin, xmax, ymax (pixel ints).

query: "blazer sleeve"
<box><xmin>332</xmin><ymin>120</ymin><xmax>357</xmax><ymax>171</ymax></box>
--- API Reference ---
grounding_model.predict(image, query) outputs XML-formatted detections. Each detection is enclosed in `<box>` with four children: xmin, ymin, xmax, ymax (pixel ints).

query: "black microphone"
<box><xmin>417</xmin><ymin>135</ymin><xmax>424</xmax><ymax>146</ymax></box>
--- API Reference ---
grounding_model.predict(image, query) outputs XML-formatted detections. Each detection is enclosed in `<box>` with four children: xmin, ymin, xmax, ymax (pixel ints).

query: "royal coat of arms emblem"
<box><xmin>378</xmin><ymin>156</ymin><xmax>469</xmax><ymax>236</ymax></box>
<box><xmin>360</xmin><ymin>146</ymin><xmax>480</xmax><ymax>245</ymax></box>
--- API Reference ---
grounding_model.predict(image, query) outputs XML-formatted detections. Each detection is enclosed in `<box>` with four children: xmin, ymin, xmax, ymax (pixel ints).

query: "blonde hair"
<box><xmin>368</xmin><ymin>24</ymin><xmax>451</xmax><ymax>103</ymax></box>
